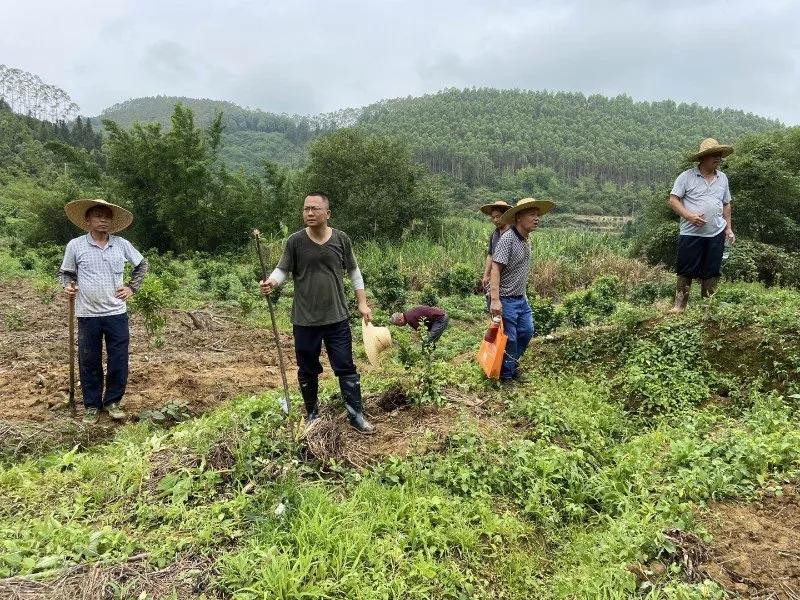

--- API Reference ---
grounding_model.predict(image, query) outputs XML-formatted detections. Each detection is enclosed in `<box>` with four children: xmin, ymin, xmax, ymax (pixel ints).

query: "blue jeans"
<box><xmin>77</xmin><ymin>313</ymin><xmax>130</xmax><ymax>409</ymax></box>
<box><xmin>500</xmin><ymin>296</ymin><xmax>534</xmax><ymax>380</ymax></box>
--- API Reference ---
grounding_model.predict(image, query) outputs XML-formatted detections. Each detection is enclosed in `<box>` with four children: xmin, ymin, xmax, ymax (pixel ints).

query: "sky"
<box><xmin>2</xmin><ymin>0</ymin><xmax>799</xmax><ymax>123</ymax></box>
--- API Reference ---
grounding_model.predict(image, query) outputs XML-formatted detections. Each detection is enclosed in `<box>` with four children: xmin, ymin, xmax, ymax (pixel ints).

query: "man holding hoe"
<box><xmin>259</xmin><ymin>193</ymin><xmax>376</xmax><ymax>434</ymax></box>
<box><xmin>489</xmin><ymin>197</ymin><xmax>553</xmax><ymax>382</ymax></box>
<box><xmin>668</xmin><ymin>138</ymin><xmax>736</xmax><ymax>312</ymax></box>
<box><xmin>58</xmin><ymin>199</ymin><xmax>149</xmax><ymax>424</ymax></box>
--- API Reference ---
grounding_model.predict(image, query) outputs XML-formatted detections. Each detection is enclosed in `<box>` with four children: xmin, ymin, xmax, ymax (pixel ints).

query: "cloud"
<box><xmin>0</xmin><ymin>0</ymin><xmax>798</xmax><ymax>123</ymax></box>
<box><xmin>140</xmin><ymin>41</ymin><xmax>197</xmax><ymax>84</ymax></box>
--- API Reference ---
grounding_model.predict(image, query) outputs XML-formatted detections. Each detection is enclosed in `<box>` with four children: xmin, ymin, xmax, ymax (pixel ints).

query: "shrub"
<box><xmin>617</xmin><ymin>322</ymin><xmax>711</xmax><ymax>415</ymax></box>
<box><xmin>722</xmin><ymin>245</ymin><xmax>758</xmax><ymax>283</ymax></box>
<box><xmin>530</xmin><ymin>295</ymin><xmax>563</xmax><ymax>335</ymax></box>
<box><xmin>433</xmin><ymin>263</ymin><xmax>476</xmax><ymax>297</ymax></box>
<box><xmin>237</xmin><ymin>292</ymin><xmax>257</xmax><ymax>316</ymax></box>
<box><xmin>628</xmin><ymin>279</ymin><xmax>675</xmax><ymax>306</ymax></box>
<box><xmin>211</xmin><ymin>273</ymin><xmax>246</xmax><ymax>301</ymax></box>
<box><xmin>369</xmin><ymin>264</ymin><xmax>408</xmax><ymax>311</ymax></box>
<box><xmin>418</xmin><ymin>285</ymin><xmax>440</xmax><ymax>308</ymax></box>
<box><xmin>129</xmin><ymin>276</ymin><xmax>168</xmax><ymax>336</ymax></box>
<box><xmin>633</xmin><ymin>222</ymin><xmax>678</xmax><ymax>268</ymax></box>
<box><xmin>562</xmin><ymin>275</ymin><xmax>622</xmax><ymax>327</ymax></box>
<box><xmin>722</xmin><ymin>240</ymin><xmax>800</xmax><ymax>287</ymax></box>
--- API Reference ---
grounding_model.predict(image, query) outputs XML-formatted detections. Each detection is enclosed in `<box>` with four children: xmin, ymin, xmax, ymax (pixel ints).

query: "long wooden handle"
<box><xmin>68</xmin><ymin>283</ymin><xmax>76</xmax><ymax>416</ymax></box>
<box><xmin>253</xmin><ymin>231</ymin><xmax>291</xmax><ymax>415</ymax></box>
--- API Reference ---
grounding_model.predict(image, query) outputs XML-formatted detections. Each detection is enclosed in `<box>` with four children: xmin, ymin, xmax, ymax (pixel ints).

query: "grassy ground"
<box><xmin>1</xmin><ymin>228</ymin><xmax>799</xmax><ymax>598</ymax></box>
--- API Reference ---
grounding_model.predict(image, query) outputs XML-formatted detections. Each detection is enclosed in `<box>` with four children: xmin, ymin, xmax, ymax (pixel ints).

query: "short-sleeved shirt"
<box><xmin>492</xmin><ymin>227</ymin><xmax>531</xmax><ymax>297</ymax></box>
<box><xmin>487</xmin><ymin>226</ymin><xmax>510</xmax><ymax>256</ymax></box>
<box><xmin>403</xmin><ymin>306</ymin><xmax>447</xmax><ymax>331</ymax></box>
<box><xmin>59</xmin><ymin>234</ymin><xmax>144</xmax><ymax>317</ymax></box>
<box><xmin>277</xmin><ymin>228</ymin><xmax>358</xmax><ymax>327</ymax></box>
<box><xmin>671</xmin><ymin>167</ymin><xmax>732</xmax><ymax>237</ymax></box>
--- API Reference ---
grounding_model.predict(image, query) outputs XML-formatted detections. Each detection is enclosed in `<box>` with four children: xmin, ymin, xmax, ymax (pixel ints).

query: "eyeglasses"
<box><xmin>303</xmin><ymin>206</ymin><xmax>327</xmax><ymax>213</ymax></box>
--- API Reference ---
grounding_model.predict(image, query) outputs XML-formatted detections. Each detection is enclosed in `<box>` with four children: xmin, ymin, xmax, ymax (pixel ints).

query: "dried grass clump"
<box><xmin>0</xmin><ymin>553</ymin><xmax>215</xmax><ymax>600</ymax></box>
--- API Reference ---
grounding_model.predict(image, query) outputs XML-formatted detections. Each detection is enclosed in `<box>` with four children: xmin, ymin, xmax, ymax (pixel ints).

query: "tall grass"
<box><xmin>356</xmin><ymin>216</ymin><xmax>662</xmax><ymax>298</ymax></box>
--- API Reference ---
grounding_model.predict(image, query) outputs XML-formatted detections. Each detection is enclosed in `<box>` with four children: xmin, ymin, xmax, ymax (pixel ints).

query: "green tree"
<box><xmin>303</xmin><ymin>128</ymin><xmax>446</xmax><ymax>240</ymax></box>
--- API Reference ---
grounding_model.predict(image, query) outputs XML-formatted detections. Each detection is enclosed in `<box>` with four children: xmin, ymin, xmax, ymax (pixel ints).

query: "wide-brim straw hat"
<box><xmin>500</xmin><ymin>197</ymin><xmax>555</xmax><ymax>225</ymax></box>
<box><xmin>690</xmin><ymin>138</ymin><xmax>734</xmax><ymax>161</ymax></box>
<box><xmin>480</xmin><ymin>200</ymin><xmax>512</xmax><ymax>216</ymax></box>
<box><xmin>362</xmin><ymin>319</ymin><xmax>393</xmax><ymax>365</ymax></box>
<box><xmin>64</xmin><ymin>199</ymin><xmax>133</xmax><ymax>234</ymax></box>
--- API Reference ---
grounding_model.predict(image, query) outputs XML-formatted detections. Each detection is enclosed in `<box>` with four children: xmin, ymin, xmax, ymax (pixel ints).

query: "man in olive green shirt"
<box><xmin>260</xmin><ymin>193</ymin><xmax>375</xmax><ymax>433</ymax></box>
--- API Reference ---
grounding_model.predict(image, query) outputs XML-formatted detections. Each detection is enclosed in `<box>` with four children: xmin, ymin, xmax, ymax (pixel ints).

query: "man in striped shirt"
<box><xmin>489</xmin><ymin>197</ymin><xmax>554</xmax><ymax>381</ymax></box>
<box><xmin>58</xmin><ymin>199</ymin><xmax>149</xmax><ymax>424</ymax></box>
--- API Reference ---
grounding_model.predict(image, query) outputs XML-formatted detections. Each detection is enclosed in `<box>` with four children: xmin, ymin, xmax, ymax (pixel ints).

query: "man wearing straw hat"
<box><xmin>489</xmin><ymin>197</ymin><xmax>554</xmax><ymax>381</ymax></box>
<box><xmin>58</xmin><ymin>199</ymin><xmax>149</xmax><ymax>424</ymax></box>
<box><xmin>668</xmin><ymin>138</ymin><xmax>736</xmax><ymax>312</ymax></box>
<box><xmin>259</xmin><ymin>192</ymin><xmax>376</xmax><ymax>434</ymax></box>
<box><xmin>480</xmin><ymin>200</ymin><xmax>511</xmax><ymax>310</ymax></box>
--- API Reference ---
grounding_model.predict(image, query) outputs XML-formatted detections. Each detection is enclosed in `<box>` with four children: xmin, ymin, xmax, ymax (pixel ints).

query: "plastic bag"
<box><xmin>476</xmin><ymin>318</ymin><xmax>507</xmax><ymax>379</ymax></box>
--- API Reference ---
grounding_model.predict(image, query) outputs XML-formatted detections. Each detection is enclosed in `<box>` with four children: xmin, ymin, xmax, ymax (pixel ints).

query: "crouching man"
<box><xmin>390</xmin><ymin>305</ymin><xmax>449</xmax><ymax>348</ymax></box>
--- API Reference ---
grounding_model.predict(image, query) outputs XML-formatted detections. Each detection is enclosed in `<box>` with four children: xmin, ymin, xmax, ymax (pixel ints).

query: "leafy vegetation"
<box><xmin>1</xmin><ymin>277</ymin><xmax>799</xmax><ymax>597</ymax></box>
<box><xmin>3</xmin><ymin>70</ymin><xmax>800</xmax><ymax>598</ymax></box>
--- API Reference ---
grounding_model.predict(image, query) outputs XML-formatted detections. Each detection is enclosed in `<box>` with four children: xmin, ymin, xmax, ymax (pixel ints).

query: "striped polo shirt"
<box><xmin>492</xmin><ymin>227</ymin><xmax>531</xmax><ymax>297</ymax></box>
<box><xmin>58</xmin><ymin>234</ymin><xmax>144</xmax><ymax>317</ymax></box>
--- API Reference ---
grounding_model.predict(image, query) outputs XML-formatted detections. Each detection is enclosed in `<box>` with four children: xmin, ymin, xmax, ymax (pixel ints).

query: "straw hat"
<box><xmin>64</xmin><ymin>199</ymin><xmax>133</xmax><ymax>234</ymax></box>
<box><xmin>690</xmin><ymin>138</ymin><xmax>734</xmax><ymax>161</ymax></box>
<box><xmin>479</xmin><ymin>200</ymin><xmax>512</xmax><ymax>215</ymax></box>
<box><xmin>500</xmin><ymin>197</ymin><xmax>555</xmax><ymax>225</ymax></box>
<box><xmin>362</xmin><ymin>319</ymin><xmax>392</xmax><ymax>365</ymax></box>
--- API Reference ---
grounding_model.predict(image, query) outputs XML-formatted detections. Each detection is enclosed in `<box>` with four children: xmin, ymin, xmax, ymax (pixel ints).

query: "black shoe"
<box><xmin>339</xmin><ymin>374</ymin><xmax>376</xmax><ymax>435</ymax></box>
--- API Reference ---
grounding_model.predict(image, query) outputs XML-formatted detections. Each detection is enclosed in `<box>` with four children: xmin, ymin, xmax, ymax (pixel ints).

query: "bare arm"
<box><xmin>668</xmin><ymin>194</ymin><xmax>706</xmax><ymax>228</ymax></box>
<box><xmin>355</xmin><ymin>288</ymin><xmax>372</xmax><ymax>323</ymax></box>
<box><xmin>482</xmin><ymin>255</ymin><xmax>492</xmax><ymax>286</ymax></box>
<box><xmin>489</xmin><ymin>262</ymin><xmax>502</xmax><ymax>316</ymax></box>
<box><xmin>723</xmin><ymin>203</ymin><xmax>735</xmax><ymax>242</ymax></box>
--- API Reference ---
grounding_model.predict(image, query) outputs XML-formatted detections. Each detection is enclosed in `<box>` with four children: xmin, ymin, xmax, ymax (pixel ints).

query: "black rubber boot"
<box><xmin>339</xmin><ymin>374</ymin><xmax>375</xmax><ymax>435</ymax></box>
<box><xmin>298</xmin><ymin>375</ymin><xmax>319</xmax><ymax>422</ymax></box>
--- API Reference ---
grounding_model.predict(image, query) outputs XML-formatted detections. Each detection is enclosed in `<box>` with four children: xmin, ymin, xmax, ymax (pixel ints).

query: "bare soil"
<box><xmin>702</xmin><ymin>485</ymin><xmax>800</xmax><ymax>598</ymax></box>
<box><xmin>0</xmin><ymin>279</ymin><xmax>293</xmax><ymax>426</ymax></box>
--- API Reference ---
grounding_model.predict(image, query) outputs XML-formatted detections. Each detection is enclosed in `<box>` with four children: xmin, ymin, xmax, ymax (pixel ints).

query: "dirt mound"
<box><xmin>0</xmin><ymin>279</ymin><xmax>294</xmax><ymax>427</ymax></box>
<box><xmin>702</xmin><ymin>485</ymin><xmax>800</xmax><ymax>598</ymax></box>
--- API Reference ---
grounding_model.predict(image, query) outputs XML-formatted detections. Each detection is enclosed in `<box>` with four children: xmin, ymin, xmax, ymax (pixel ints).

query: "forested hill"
<box><xmin>94</xmin><ymin>96</ymin><xmax>332</xmax><ymax>170</ymax></box>
<box><xmin>95</xmin><ymin>89</ymin><xmax>783</xmax><ymax>188</ymax></box>
<box><xmin>356</xmin><ymin>89</ymin><xmax>782</xmax><ymax>187</ymax></box>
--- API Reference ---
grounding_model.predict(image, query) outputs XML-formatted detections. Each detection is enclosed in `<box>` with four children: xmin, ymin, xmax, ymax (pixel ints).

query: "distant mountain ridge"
<box><xmin>93</xmin><ymin>89</ymin><xmax>783</xmax><ymax>186</ymax></box>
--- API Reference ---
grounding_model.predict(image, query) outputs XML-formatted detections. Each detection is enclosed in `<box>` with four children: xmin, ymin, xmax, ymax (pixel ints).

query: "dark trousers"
<box><xmin>676</xmin><ymin>230</ymin><xmax>726</xmax><ymax>279</ymax></box>
<box><xmin>426</xmin><ymin>315</ymin><xmax>449</xmax><ymax>346</ymax></box>
<box><xmin>77</xmin><ymin>313</ymin><xmax>130</xmax><ymax>409</ymax></box>
<box><xmin>293</xmin><ymin>319</ymin><xmax>357</xmax><ymax>379</ymax></box>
